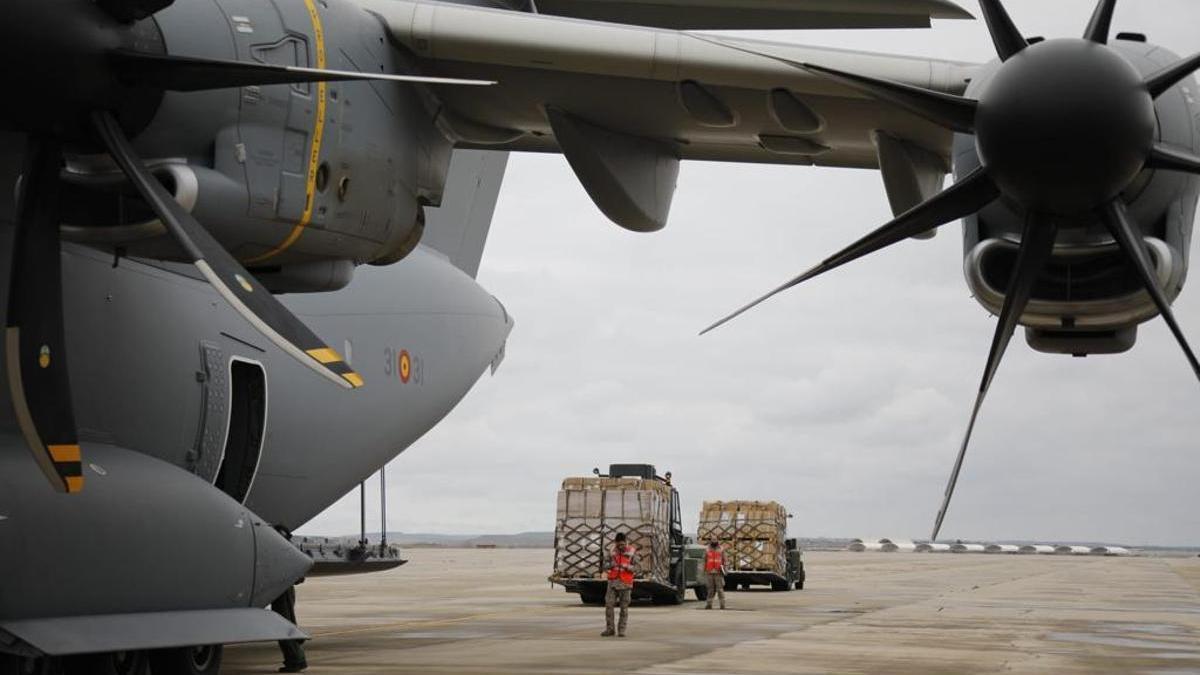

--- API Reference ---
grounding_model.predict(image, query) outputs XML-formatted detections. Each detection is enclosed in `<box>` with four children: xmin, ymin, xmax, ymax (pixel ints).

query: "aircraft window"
<box><xmin>215</xmin><ymin>359</ymin><xmax>267</xmax><ymax>504</ymax></box>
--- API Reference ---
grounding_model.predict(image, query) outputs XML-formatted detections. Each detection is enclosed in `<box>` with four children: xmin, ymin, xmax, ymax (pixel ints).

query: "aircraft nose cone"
<box><xmin>250</xmin><ymin>521</ymin><xmax>313</xmax><ymax>607</ymax></box>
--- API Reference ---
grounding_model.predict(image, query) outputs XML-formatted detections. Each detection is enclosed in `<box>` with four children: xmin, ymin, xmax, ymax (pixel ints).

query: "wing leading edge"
<box><xmin>505</xmin><ymin>0</ymin><xmax>972</xmax><ymax>30</ymax></box>
<box><xmin>360</xmin><ymin>0</ymin><xmax>977</xmax><ymax>230</ymax></box>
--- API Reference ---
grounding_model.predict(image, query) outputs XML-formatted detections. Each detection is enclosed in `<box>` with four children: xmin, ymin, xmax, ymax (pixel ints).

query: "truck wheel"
<box><xmin>694</xmin><ymin>584</ymin><xmax>708</xmax><ymax>602</ymax></box>
<box><xmin>147</xmin><ymin>645</ymin><xmax>222</xmax><ymax>675</ymax></box>
<box><xmin>580</xmin><ymin>589</ymin><xmax>606</xmax><ymax>606</ymax></box>
<box><xmin>770</xmin><ymin>580</ymin><xmax>791</xmax><ymax>592</ymax></box>
<box><xmin>723</xmin><ymin>578</ymin><xmax>736</xmax><ymax>591</ymax></box>
<box><xmin>794</xmin><ymin>580</ymin><xmax>804</xmax><ymax>590</ymax></box>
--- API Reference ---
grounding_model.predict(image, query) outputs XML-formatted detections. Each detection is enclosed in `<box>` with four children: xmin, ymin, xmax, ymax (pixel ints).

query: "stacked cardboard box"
<box><xmin>697</xmin><ymin>501</ymin><xmax>788</xmax><ymax>574</ymax></box>
<box><xmin>553</xmin><ymin>477</ymin><xmax>672</xmax><ymax>584</ymax></box>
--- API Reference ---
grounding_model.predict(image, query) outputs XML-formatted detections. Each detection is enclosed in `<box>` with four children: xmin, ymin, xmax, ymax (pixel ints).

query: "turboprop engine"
<box><xmin>957</xmin><ymin>34</ymin><xmax>1200</xmax><ymax>357</ymax></box>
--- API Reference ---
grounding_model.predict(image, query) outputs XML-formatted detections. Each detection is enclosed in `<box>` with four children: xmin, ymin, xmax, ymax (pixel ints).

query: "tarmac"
<box><xmin>224</xmin><ymin>549</ymin><xmax>1200</xmax><ymax>674</ymax></box>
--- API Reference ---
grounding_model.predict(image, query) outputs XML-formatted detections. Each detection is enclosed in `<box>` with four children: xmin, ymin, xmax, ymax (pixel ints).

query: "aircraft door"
<box><xmin>213</xmin><ymin>0</ymin><xmax>319</xmax><ymax>253</ymax></box>
<box><xmin>214</xmin><ymin>358</ymin><xmax>268</xmax><ymax>504</ymax></box>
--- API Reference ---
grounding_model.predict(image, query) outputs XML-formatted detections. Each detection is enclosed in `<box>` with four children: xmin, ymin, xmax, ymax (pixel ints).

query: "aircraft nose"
<box><xmin>251</xmin><ymin>521</ymin><xmax>314</xmax><ymax>607</ymax></box>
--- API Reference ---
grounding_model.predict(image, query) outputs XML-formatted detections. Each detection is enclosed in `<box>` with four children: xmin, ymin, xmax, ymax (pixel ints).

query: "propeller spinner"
<box><xmin>703</xmin><ymin>0</ymin><xmax>1200</xmax><ymax>540</ymax></box>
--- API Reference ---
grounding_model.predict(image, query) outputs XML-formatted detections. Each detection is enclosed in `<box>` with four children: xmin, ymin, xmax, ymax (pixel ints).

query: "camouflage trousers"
<box><xmin>705</xmin><ymin>573</ymin><xmax>726</xmax><ymax>609</ymax></box>
<box><xmin>605</xmin><ymin>582</ymin><xmax>632</xmax><ymax>634</ymax></box>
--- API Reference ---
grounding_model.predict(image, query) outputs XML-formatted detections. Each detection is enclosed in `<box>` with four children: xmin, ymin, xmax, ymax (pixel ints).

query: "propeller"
<box><xmin>1</xmin><ymin>0</ymin><xmax>493</xmax><ymax>491</ymax></box>
<box><xmin>702</xmin><ymin>0</ymin><xmax>1200</xmax><ymax>540</ymax></box>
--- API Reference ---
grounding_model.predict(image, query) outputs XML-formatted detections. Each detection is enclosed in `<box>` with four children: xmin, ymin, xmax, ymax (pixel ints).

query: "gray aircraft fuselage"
<box><xmin>3</xmin><ymin>0</ymin><xmax>1200</xmax><ymax>666</ymax></box>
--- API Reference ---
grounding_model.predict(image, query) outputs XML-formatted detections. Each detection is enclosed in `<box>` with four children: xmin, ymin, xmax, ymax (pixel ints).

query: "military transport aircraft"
<box><xmin>0</xmin><ymin>0</ymin><xmax>1197</xmax><ymax>673</ymax></box>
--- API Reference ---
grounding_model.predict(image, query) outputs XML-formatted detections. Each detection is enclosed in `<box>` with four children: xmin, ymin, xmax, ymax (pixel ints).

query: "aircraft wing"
<box><xmin>481</xmin><ymin>0</ymin><xmax>973</xmax><ymax>30</ymax></box>
<box><xmin>360</xmin><ymin>0</ymin><xmax>979</xmax><ymax>230</ymax></box>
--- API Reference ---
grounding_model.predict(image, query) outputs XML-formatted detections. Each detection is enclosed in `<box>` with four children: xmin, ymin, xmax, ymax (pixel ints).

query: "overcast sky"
<box><xmin>298</xmin><ymin>0</ymin><xmax>1200</xmax><ymax>546</ymax></box>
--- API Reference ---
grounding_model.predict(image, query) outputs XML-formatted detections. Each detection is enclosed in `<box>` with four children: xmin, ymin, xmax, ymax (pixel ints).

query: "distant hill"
<box><xmin>305</xmin><ymin>531</ymin><xmax>555</xmax><ymax>549</ymax></box>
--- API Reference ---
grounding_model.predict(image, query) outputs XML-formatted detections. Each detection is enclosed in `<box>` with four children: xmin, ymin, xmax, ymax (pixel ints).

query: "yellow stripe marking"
<box><xmin>243</xmin><ymin>0</ymin><xmax>327</xmax><ymax>265</ymax></box>
<box><xmin>342</xmin><ymin>372</ymin><xmax>364</xmax><ymax>388</ymax></box>
<box><xmin>306</xmin><ymin>347</ymin><xmax>344</xmax><ymax>365</ymax></box>
<box><xmin>65</xmin><ymin>476</ymin><xmax>84</xmax><ymax>493</ymax></box>
<box><xmin>49</xmin><ymin>444</ymin><xmax>81</xmax><ymax>463</ymax></box>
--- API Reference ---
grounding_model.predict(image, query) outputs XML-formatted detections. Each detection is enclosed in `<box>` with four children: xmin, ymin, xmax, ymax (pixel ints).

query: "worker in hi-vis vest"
<box><xmin>704</xmin><ymin>540</ymin><xmax>727</xmax><ymax>610</ymax></box>
<box><xmin>601</xmin><ymin>532</ymin><xmax>639</xmax><ymax>637</ymax></box>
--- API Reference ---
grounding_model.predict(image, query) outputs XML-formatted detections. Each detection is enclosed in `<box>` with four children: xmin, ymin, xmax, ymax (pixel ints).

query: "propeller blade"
<box><xmin>1083</xmin><ymin>0</ymin><xmax>1117</xmax><ymax>44</ymax></box>
<box><xmin>1100</xmin><ymin>200</ymin><xmax>1200</xmax><ymax>381</ymax></box>
<box><xmin>5</xmin><ymin>140</ymin><xmax>83</xmax><ymax>493</ymax></box>
<box><xmin>799</xmin><ymin>63</ymin><xmax>977</xmax><ymax>134</ymax></box>
<box><xmin>1145</xmin><ymin>52</ymin><xmax>1200</xmax><ymax>99</ymax></box>
<box><xmin>1145</xmin><ymin>143</ymin><xmax>1200</xmax><ymax>175</ymax></box>
<box><xmin>701</xmin><ymin>167</ymin><xmax>999</xmax><ymax>336</ymax></box>
<box><xmin>111</xmin><ymin>51</ymin><xmax>496</xmax><ymax>92</ymax></box>
<box><xmin>977</xmin><ymin>0</ymin><xmax>1028</xmax><ymax>61</ymax></box>
<box><xmin>931</xmin><ymin>214</ymin><xmax>1058</xmax><ymax>541</ymax></box>
<box><xmin>91</xmin><ymin>111</ymin><xmax>364</xmax><ymax>390</ymax></box>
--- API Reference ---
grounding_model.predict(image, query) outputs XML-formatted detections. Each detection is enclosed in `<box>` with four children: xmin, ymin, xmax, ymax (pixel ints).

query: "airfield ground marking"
<box><xmin>311</xmin><ymin>605</ymin><xmax>565</xmax><ymax>638</ymax></box>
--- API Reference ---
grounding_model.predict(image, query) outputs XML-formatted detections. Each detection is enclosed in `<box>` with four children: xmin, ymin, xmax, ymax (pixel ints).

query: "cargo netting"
<box><xmin>697</xmin><ymin>500</ymin><xmax>788</xmax><ymax>574</ymax></box>
<box><xmin>553</xmin><ymin>477</ymin><xmax>672</xmax><ymax>584</ymax></box>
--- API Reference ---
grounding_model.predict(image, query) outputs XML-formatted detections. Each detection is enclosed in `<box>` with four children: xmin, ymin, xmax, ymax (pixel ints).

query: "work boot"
<box><xmin>704</xmin><ymin>604</ymin><xmax>712</xmax><ymax>610</ymax></box>
<box><xmin>279</xmin><ymin>665</ymin><xmax>307</xmax><ymax>673</ymax></box>
<box><xmin>617</xmin><ymin>632</ymin><xmax>626</xmax><ymax>638</ymax></box>
<box><xmin>601</xmin><ymin>629</ymin><xmax>615</xmax><ymax>637</ymax></box>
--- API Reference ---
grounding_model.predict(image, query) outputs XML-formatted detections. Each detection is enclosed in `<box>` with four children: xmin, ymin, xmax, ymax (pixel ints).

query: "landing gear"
<box><xmin>147</xmin><ymin>646</ymin><xmax>223</xmax><ymax>675</ymax></box>
<box><xmin>63</xmin><ymin>651</ymin><xmax>148</xmax><ymax>675</ymax></box>
<box><xmin>0</xmin><ymin>654</ymin><xmax>58</xmax><ymax>675</ymax></box>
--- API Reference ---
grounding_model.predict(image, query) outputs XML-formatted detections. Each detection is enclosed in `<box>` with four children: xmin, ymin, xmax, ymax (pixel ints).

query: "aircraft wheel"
<box><xmin>148</xmin><ymin>645</ymin><xmax>222</xmax><ymax>675</ymax></box>
<box><xmin>63</xmin><ymin>651</ymin><xmax>148</xmax><ymax>675</ymax></box>
<box><xmin>0</xmin><ymin>654</ymin><xmax>59</xmax><ymax>675</ymax></box>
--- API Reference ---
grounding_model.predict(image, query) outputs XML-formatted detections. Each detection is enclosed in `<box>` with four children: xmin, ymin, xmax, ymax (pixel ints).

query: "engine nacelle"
<box><xmin>954</xmin><ymin>36</ymin><xmax>1200</xmax><ymax>356</ymax></box>
<box><xmin>54</xmin><ymin>0</ymin><xmax>455</xmax><ymax>290</ymax></box>
<box><xmin>0</xmin><ymin>443</ymin><xmax>311</xmax><ymax>627</ymax></box>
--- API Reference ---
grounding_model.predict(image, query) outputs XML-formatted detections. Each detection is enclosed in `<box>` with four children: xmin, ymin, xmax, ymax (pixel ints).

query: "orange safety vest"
<box><xmin>705</xmin><ymin>548</ymin><xmax>725</xmax><ymax>573</ymax></box>
<box><xmin>608</xmin><ymin>546</ymin><xmax>635</xmax><ymax>585</ymax></box>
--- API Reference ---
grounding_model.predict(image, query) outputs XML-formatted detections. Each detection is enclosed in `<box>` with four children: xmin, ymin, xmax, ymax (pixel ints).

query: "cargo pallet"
<box><xmin>550</xmin><ymin>464</ymin><xmax>707</xmax><ymax>605</ymax></box>
<box><xmin>698</xmin><ymin>500</ymin><xmax>805</xmax><ymax>592</ymax></box>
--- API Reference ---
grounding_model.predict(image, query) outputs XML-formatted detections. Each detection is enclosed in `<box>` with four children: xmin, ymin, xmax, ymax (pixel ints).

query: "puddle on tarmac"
<box><xmin>1048</xmin><ymin>628</ymin><xmax>1200</xmax><ymax>656</ymax></box>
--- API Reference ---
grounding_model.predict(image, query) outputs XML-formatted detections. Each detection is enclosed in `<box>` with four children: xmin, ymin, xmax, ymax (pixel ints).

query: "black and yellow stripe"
<box><xmin>49</xmin><ymin>444</ymin><xmax>84</xmax><ymax>493</ymax></box>
<box><xmin>306</xmin><ymin>348</ymin><xmax>364</xmax><ymax>388</ymax></box>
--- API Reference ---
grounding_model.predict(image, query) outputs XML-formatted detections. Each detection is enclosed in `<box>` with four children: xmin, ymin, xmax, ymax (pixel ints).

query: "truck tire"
<box><xmin>580</xmin><ymin>589</ymin><xmax>606</xmax><ymax>606</ymax></box>
<box><xmin>694</xmin><ymin>584</ymin><xmax>708</xmax><ymax>602</ymax></box>
<box><xmin>795</xmin><ymin>580</ymin><xmax>804</xmax><ymax>590</ymax></box>
<box><xmin>724</xmin><ymin>578</ymin><xmax>736</xmax><ymax>591</ymax></box>
<box><xmin>770</xmin><ymin>580</ymin><xmax>791</xmax><ymax>592</ymax></box>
